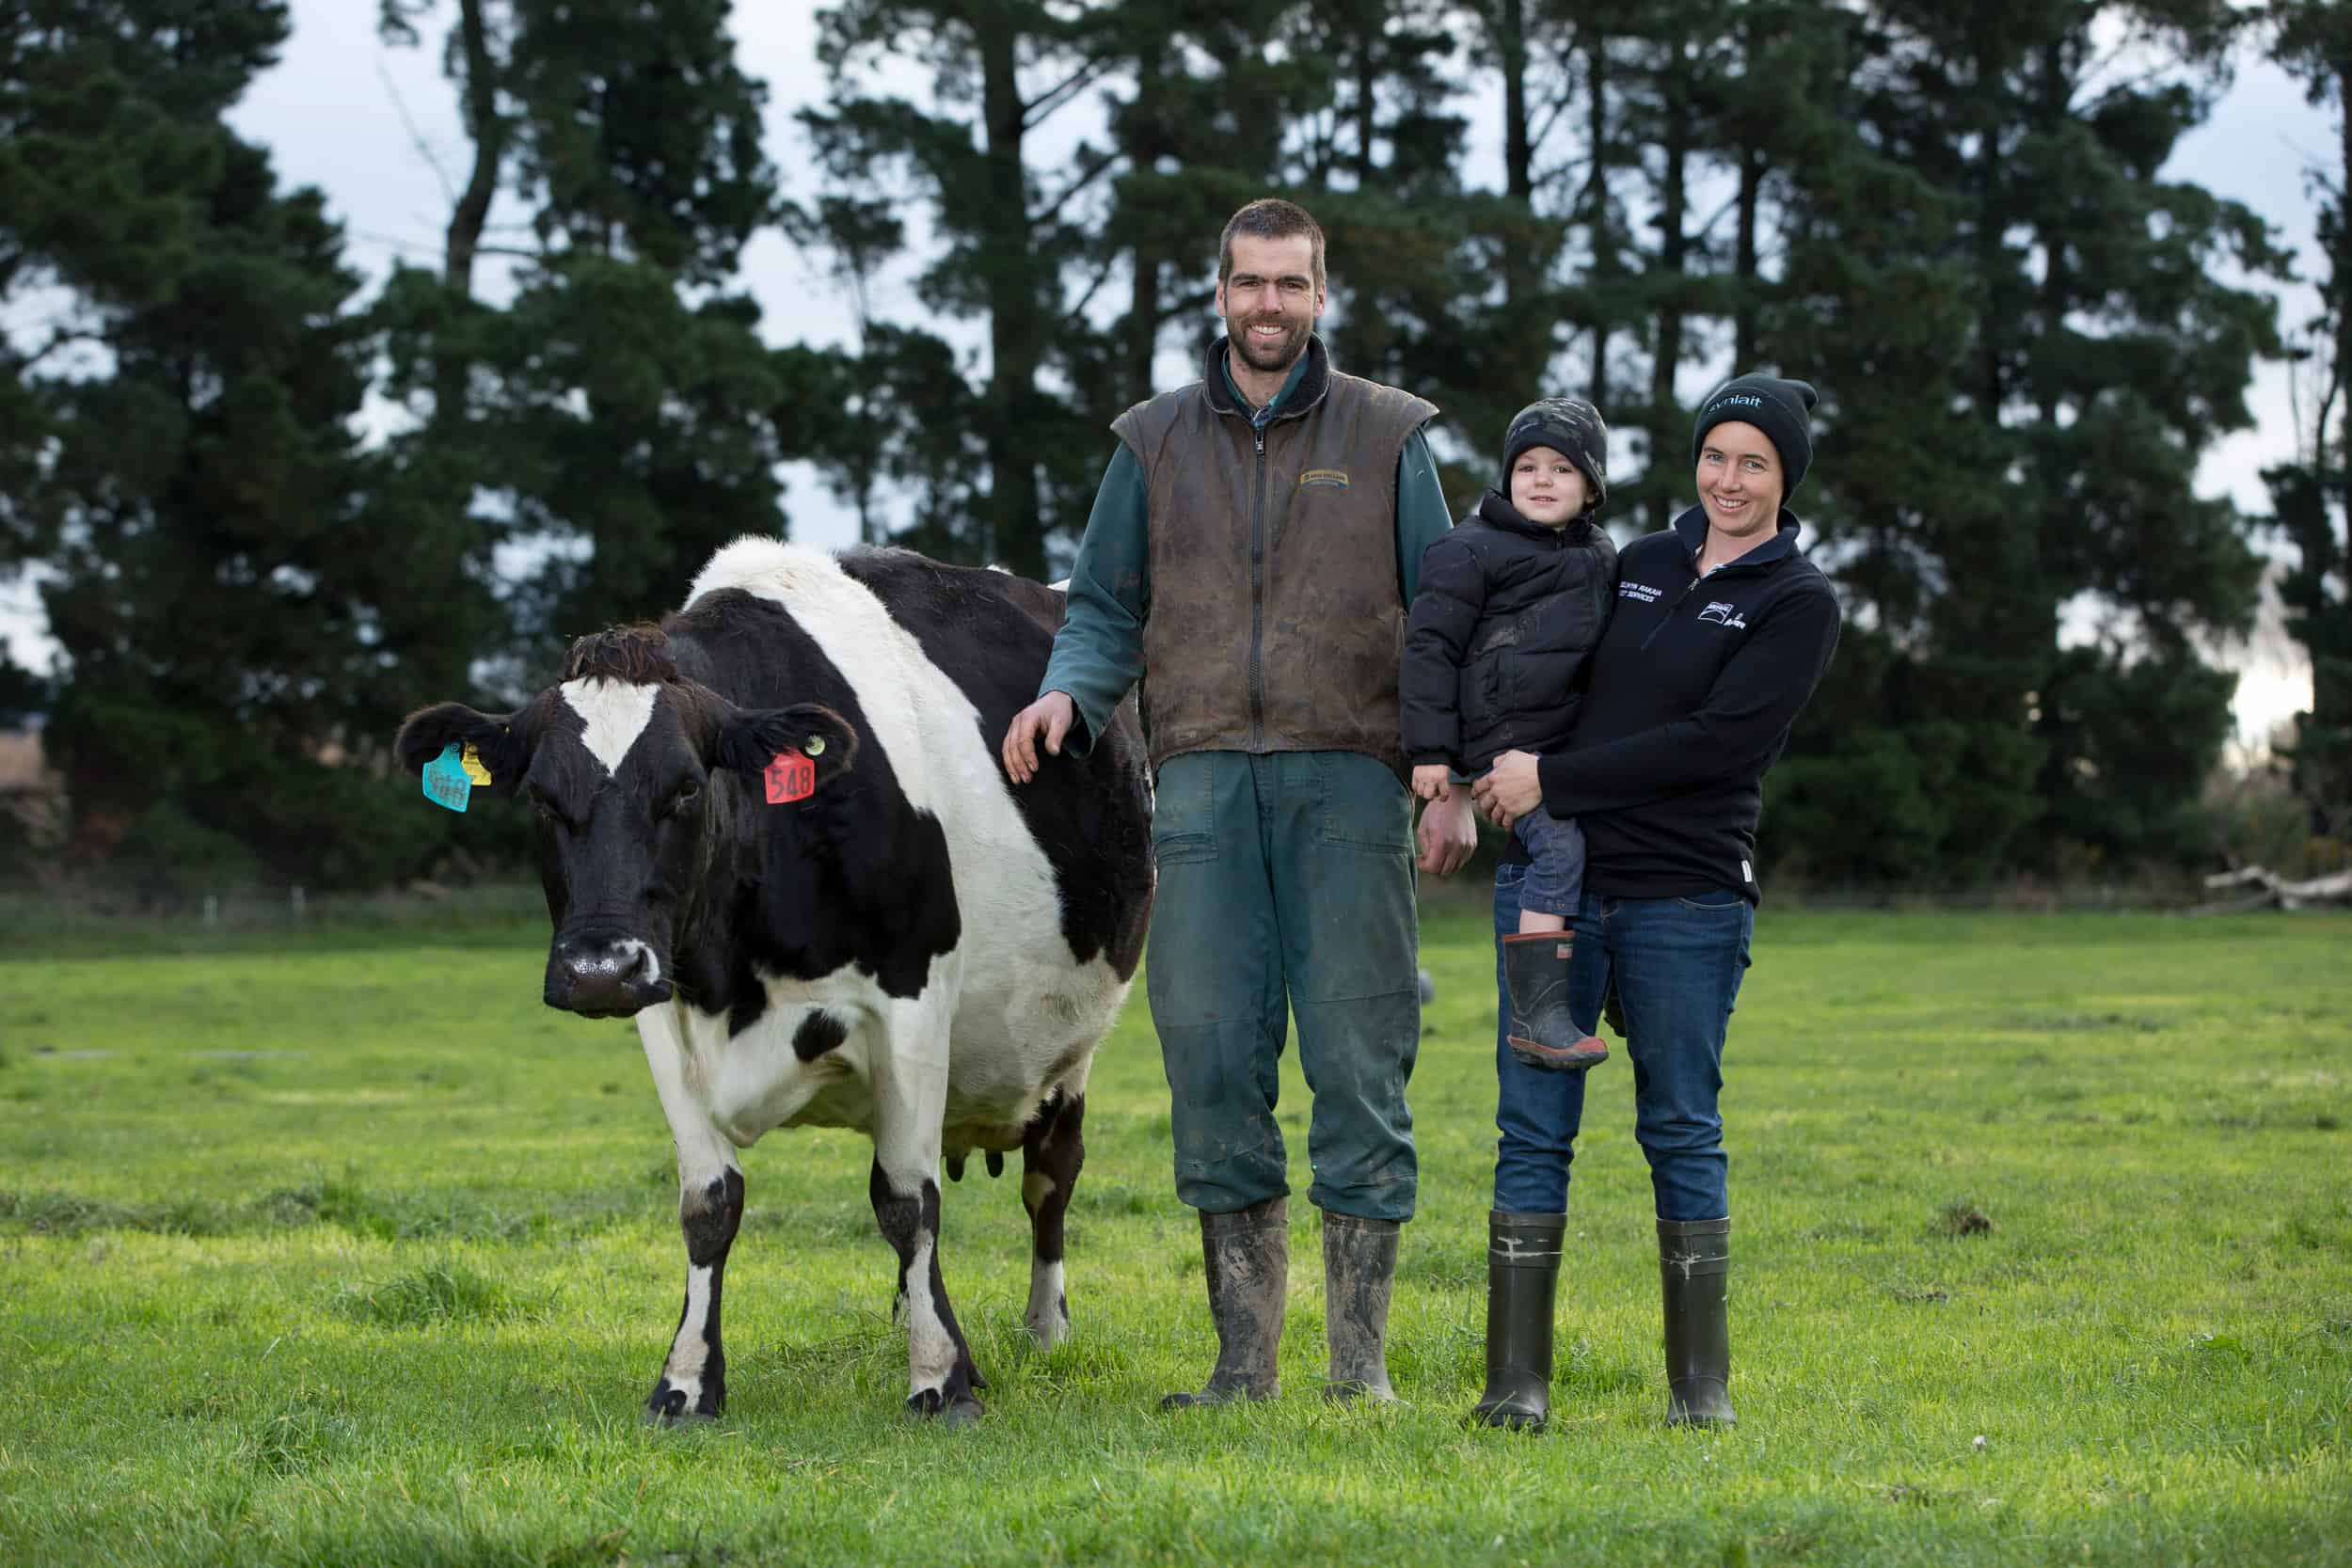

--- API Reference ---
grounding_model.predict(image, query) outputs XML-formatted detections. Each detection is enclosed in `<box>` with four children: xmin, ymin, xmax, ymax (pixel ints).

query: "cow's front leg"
<box><xmin>1019</xmin><ymin>1086</ymin><xmax>1087</xmax><ymax>1349</ymax></box>
<box><xmin>869</xmin><ymin>1012</ymin><xmax>984</xmax><ymax>1423</ymax></box>
<box><xmin>640</xmin><ymin>1006</ymin><xmax>743</xmax><ymax>1423</ymax></box>
<box><xmin>648</xmin><ymin>1165</ymin><xmax>743</xmax><ymax>1422</ymax></box>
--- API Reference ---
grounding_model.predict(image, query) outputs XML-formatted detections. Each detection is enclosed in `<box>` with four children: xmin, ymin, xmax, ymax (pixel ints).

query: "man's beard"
<box><xmin>1227</xmin><ymin>316</ymin><xmax>1310</xmax><ymax>374</ymax></box>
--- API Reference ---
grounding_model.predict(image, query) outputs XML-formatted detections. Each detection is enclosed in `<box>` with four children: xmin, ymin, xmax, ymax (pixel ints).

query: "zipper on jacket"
<box><xmin>1248</xmin><ymin>421</ymin><xmax>1267</xmax><ymax>749</ymax></box>
<box><xmin>1638</xmin><ymin>576</ymin><xmax>1704</xmax><ymax>654</ymax></box>
<box><xmin>1637</xmin><ymin>550</ymin><xmax>1777</xmax><ymax>654</ymax></box>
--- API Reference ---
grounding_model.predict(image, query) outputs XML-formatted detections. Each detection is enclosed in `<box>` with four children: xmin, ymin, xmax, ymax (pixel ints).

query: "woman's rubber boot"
<box><xmin>1501</xmin><ymin>932</ymin><xmax>1608</xmax><ymax>1071</ymax></box>
<box><xmin>1469</xmin><ymin>1210</ymin><xmax>1564</xmax><ymax>1432</ymax></box>
<box><xmin>1322</xmin><ymin>1212</ymin><xmax>1401</xmax><ymax>1403</ymax></box>
<box><xmin>1659</xmin><ymin>1216</ymin><xmax>1736</xmax><ymax>1427</ymax></box>
<box><xmin>1159</xmin><ymin>1197</ymin><xmax>1287</xmax><ymax>1409</ymax></box>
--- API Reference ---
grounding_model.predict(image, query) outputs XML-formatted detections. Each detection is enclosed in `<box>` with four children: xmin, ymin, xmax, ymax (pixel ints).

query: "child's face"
<box><xmin>1510</xmin><ymin>446</ymin><xmax>1586</xmax><ymax>527</ymax></box>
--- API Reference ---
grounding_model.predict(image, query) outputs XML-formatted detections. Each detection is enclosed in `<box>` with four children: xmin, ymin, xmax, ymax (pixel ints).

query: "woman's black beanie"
<box><xmin>1691</xmin><ymin>374</ymin><xmax>1818</xmax><ymax>495</ymax></box>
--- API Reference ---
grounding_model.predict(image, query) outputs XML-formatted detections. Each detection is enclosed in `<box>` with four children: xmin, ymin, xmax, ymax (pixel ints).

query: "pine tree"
<box><xmin>1765</xmin><ymin>0</ymin><xmax>2285</xmax><ymax>880</ymax></box>
<box><xmin>375</xmin><ymin>0</ymin><xmax>796</xmax><ymax>662</ymax></box>
<box><xmin>3</xmin><ymin>2</ymin><xmax>470</xmax><ymax>893</ymax></box>
<box><xmin>2263</xmin><ymin>0</ymin><xmax>2352</xmax><ymax>841</ymax></box>
<box><xmin>799</xmin><ymin>0</ymin><xmax>1123</xmax><ymax>578</ymax></box>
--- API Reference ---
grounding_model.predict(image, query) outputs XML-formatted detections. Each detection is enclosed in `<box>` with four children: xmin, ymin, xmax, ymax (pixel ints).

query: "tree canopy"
<box><xmin>0</xmin><ymin>0</ymin><xmax>2328</xmax><ymax>895</ymax></box>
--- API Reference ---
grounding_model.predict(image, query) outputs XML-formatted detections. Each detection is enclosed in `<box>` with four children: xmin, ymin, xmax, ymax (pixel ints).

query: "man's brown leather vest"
<box><xmin>1112</xmin><ymin>336</ymin><xmax>1438</xmax><ymax>780</ymax></box>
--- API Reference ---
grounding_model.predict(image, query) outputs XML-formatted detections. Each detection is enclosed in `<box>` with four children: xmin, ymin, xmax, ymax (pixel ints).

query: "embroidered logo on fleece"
<box><xmin>1297</xmin><ymin>468</ymin><xmax>1350</xmax><ymax>490</ymax></box>
<box><xmin>1618</xmin><ymin>580</ymin><xmax>1663</xmax><ymax>603</ymax></box>
<box><xmin>1698</xmin><ymin>600</ymin><xmax>1748</xmax><ymax>630</ymax></box>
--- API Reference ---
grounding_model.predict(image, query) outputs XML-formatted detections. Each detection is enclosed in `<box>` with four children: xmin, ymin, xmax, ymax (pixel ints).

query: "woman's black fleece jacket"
<box><xmin>1400</xmin><ymin>490</ymin><xmax>1617</xmax><ymax>775</ymax></box>
<box><xmin>1534</xmin><ymin>505</ymin><xmax>1841</xmax><ymax>905</ymax></box>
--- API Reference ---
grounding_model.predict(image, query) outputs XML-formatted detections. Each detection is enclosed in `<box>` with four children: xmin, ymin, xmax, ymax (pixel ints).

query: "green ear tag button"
<box><xmin>803</xmin><ymin>736</ymin><xmax>827</xmax><ymax>757</ymax></box>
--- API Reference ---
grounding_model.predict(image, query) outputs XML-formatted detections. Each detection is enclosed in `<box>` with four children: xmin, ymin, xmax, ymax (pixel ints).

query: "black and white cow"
<box><xmin>394</xmin><ymin>540</ymin><xmax>1153</xmax><ymax>1424</ymax></box>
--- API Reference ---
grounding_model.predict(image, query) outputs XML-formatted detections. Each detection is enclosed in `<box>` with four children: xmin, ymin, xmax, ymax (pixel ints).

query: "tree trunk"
<box><xmin>2324</xmin><ymin>42</ymin><xmax>2352</xmax><ymax>747</ymax></box>
<box><xmin>979</xmin><ymin>19</ymin><xmax>1044</xmax><ymax>578</ymax></box>
<box><xmin>1501</xmin><ymin>0</ymin><xmax>1532</xmax><ymax>201</ymax></box>
<box><xmin>1650</xmin><ymin>40</ymin><xmax>1691</xmax><ymax>533</ymax></box>
<box><xmin>1734</xmin><ymin>145</ymin><xmax>1760</xmax><ymax>370</ymax></box>
<box><xmin>1585</xmin><ymin>32</ymin><xmax>1611</xmax><ymax>406</ymax></box>
<box><xmin>443</xmin><ymin>0</ymin><xmax>507</xmax><ymax>297</ymax></box>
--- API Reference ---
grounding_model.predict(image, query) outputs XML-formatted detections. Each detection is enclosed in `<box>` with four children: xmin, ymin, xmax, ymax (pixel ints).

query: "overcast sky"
<box><xmin>4</xmin><ymin>2</ymin><xmax>2335</xmax><ymax>742</ymax></box>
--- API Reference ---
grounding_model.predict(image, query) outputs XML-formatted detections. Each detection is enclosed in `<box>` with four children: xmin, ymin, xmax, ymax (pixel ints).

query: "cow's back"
<box><xmin>675</xmin><ymin>537</ymin><xmax>1152</xmax><ymax>988</ymax></box>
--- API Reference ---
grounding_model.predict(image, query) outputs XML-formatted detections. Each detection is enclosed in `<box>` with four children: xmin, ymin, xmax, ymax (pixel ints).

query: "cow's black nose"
<box><xmin>546</xmin><ymin>935</ymin><xmax>670</xmax><ymax>1017</ymax></box>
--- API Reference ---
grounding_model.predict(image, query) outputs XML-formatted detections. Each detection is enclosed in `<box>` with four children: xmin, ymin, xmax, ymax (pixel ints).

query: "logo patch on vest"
<box><xmin>1297</xmin><ymin>468</ymin><xmax>1350</xmax><ymax>490</ymax></box>
<box><xmin>1698</xmin><ymin>600</ymin><xmax>1748</xmax><ymax>629</ymax></box>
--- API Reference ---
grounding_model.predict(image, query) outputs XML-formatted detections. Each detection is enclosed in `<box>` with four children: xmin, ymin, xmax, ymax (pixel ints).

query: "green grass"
<box><xmin>1</xmin><ymin>900</ymin><xmax>2346</xmax><ymax>1566</ymax></box>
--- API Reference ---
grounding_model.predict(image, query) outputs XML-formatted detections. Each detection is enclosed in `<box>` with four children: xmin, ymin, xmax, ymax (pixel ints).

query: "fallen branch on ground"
<box><xmin>2196</xmin><ymin>865</ymin><xmax>2352</xmax><ymax>912</ymax></box>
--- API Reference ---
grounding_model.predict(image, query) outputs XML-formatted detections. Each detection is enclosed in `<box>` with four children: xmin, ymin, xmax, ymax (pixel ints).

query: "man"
<box><xmin>1469</xmin><ymin>373</ymin><xmax>1841</xmax><ymax>1431</ymax></box>
<box><xmin>1003</xmin><ymin>198</ymin><xmax>1478</xmax><ymax>1407</ymax></box>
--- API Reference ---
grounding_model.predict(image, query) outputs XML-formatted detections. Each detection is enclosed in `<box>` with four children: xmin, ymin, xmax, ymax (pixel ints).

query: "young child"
<box><xmin>1402</xmin><ymin>398</ymin><xmax>1617</xmax><ymax>1070</ymax></box>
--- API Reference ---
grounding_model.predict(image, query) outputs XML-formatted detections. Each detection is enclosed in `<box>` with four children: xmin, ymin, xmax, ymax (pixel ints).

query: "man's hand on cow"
<box><xmin>1002</xmin><ymin>690</ymin><xmax>1076</xmax><ymax>784</ymax></box>
<box><xmin>1471</xmin><ymin>749</ymin><xmax>1545</xmax><ymax>832</ymax></box>
<box><xmin>1415</xmin><ymin>786</ymin><xmax>1478</xmax><ymax>876</ymax></box>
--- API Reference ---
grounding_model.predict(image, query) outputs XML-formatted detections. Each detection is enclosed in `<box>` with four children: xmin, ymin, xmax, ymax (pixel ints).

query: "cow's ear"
<box><xmin>713</xmin><ymin>704</ymin><xmax>860</xmax><ymax>795</ymax></box>
<box><xmin>394</xmin><ymin>702</ymin><xmax>534</xmax><ymax>798</ymax></box>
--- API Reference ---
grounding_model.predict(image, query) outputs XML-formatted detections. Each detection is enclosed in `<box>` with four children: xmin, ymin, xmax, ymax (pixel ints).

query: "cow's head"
<box><xmin>395</xmin><ymin>626</ymin><xmax>859</xmax><ymax>1018</ymax></box>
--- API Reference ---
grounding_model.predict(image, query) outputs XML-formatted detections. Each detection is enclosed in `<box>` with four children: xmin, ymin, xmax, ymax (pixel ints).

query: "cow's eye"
<box><xmin>528</xmin><ymin>786</ymin><xmax>566</xmax><ymax>828</ymax></box>
<box><xmin>661</xmin><ymin>781</ymin><xmax>702</xmax><ymax>818</ymax></box>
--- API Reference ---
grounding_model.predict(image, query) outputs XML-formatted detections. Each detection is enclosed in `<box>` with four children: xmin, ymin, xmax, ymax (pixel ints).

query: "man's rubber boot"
<box><xmin>1502</xmin><ymin>932</ymin><xmax>1608</xmax><ymax>1071</ymax></box>
<box><xmin>1469</xmin><ymin>1210</ymin><xmax>1564</xmax><ymax>1432</ymax></box>
<box><xmin>1659</xmin><ymin>1216</ymin><xmax>1736</xmax><ymax>1427</ymax></box>
<box><xmin>1159</xmin><ymin>1197</ymin><xmax>1287</xmax><ymax>1410</ymax></box>
<box><xmin>1322</xmin><ymin>1211</ymin><xmax>1402</xmax><ymax>1403</ymax></box>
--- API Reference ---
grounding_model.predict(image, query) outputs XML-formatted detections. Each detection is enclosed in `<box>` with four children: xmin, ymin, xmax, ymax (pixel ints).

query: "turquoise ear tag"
<box><xmin>422</xmin><ymin>743</ymin><xmax>472</xmax><ymax>814</ymax></box>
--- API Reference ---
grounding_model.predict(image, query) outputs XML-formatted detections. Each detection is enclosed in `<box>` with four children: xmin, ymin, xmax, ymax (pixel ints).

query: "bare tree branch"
<box><xmin>1064</xmin><ymin>246</ymin><xmax>1123</xmax><ymax>319</ymax></box>
<box><xmin>375</xmin><ymin>53</ymin><xmax>458</xmax><ymax>209</ymax></box>
<box><xmin>1022</xmin><ymin>54</ymin><xmax>1116</xmax><ymax>128</ymax></box>
<box><xmin>1030</xmin><ymin>147</ymin><xmax>1118</xmax><ymax>222</ymax></box>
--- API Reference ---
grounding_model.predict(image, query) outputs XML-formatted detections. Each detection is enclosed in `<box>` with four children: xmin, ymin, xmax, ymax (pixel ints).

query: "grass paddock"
<box><xmin>2</xmin><ymin>901</ymin><xmax>2347</xmax><ymax>1566</ymax></box>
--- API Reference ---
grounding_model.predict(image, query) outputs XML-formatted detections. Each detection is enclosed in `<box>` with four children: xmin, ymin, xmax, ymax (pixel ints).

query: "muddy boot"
<box><xmin>1469</xmin><ymin>1211</ymin><xmax>1564</xmax><ymax>1432</ymax></box>
<box><xmin>1502</xmin><ymin>933</ymin><xmax>1608</xmax><ymax>1071</ymax></box>
<box><xmin>1322</xmin><ymin>1211</ymin><xmax>1401</xmax><ymax>1403</ymax></box>
<box><xmin>1159</xmin><ymin>1197</ymin><xmax>1287</xmax><ymax>1410</ymax></box>
<box><xmin>1659</xmin><ymin>1216</ymin><xmax>1735</xmax><ymax>1428</ymax></box>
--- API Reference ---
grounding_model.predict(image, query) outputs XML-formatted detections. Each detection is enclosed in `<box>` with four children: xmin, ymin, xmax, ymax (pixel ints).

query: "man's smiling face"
<box><xmin>1216</xmin><ymin>232</ymin><xmax>1324</xmax><ymax>375</ymax></box>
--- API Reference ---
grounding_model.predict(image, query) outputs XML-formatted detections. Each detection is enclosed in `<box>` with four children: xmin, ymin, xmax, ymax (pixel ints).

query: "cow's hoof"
<box><xmin>1025</xmin><ymin>1302</ymin><xmax>1071</xmax><ymax>1350</ymax></box>
<box><xmin>905</xmin><ymin>1386</ymin><xmax>985</xmax><ymax>1426</ymax></box>
<box><xmin>644</xmin><ymin>1381</ymin><xmax>721</xmax><ymax>1426</ymax></box>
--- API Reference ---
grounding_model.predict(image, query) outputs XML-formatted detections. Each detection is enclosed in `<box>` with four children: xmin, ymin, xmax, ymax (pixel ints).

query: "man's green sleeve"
<box><xmin>1395</xmin><ymin>425</ymin><xmax>1454</xmax><ymax>605</ymax></box>
<box><xmin>1039</xmin><ymin>445</ymin><xmax>1151</xmax><ymax>757</ymax></box>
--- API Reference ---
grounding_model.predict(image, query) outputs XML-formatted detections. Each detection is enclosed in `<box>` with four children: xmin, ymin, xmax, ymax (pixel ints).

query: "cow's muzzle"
<box><xmin>546</xmin><ymin>933</ymin><xmax>671</xmax><ymax>1017</ymax></box>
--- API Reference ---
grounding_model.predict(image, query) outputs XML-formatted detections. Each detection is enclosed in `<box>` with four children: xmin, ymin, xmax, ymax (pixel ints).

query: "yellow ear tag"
<box><xmin>802</xmin><ymin>736</ymin><xmax>827</xmax><ymax>757</ymax></box>
<box><xmin>459</xmin><ymin>741</ymin><xmax>493</xmax><ymax>786</ymax></box>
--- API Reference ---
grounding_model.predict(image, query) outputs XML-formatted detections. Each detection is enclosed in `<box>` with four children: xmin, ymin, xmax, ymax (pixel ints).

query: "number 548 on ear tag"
<box><xmin>765</xmin><ymin>752</ymin><xmax>816</xmax><ymax>804</ymax></box>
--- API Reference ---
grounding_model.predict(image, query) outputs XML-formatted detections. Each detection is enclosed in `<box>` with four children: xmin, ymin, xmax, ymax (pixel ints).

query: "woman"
<box><xmin>1467</xmin><ymin>373</ymin><xmax>1843</xmax><ymax>1431</ymax></box>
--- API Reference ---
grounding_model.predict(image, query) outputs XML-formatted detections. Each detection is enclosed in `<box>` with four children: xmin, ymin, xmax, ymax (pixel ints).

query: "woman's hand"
<box><xmin>1471</xmin><ymin>750</ymin><xmax>1544</xmax><ymax>830</ymax></box>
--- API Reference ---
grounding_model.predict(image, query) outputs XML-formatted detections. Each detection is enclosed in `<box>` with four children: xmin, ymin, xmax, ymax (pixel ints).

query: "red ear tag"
<box><xmin>764</xmin><ymin>752</ymin><xmax>816</xmax><ymax>804</ymax></box>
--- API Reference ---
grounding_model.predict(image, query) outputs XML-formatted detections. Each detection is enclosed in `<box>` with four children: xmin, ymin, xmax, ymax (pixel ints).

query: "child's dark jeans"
<box><xmin>1510</xmin><ymin>803</ymin><xmax>1585</xmax><ymax>917</ymax></box>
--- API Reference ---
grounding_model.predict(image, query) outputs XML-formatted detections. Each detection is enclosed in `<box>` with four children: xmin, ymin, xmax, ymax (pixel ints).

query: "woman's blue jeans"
<box><xmin>1490</xmin><ymin>863</ymin><xmax>1753</xmax><ymax>1222</ymax></box>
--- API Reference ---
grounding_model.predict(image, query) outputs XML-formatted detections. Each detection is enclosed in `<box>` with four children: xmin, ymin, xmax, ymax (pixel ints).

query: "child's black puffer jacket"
<box><xmin>1401</xmin><ymin>489</ymin><xmax>1616</xmax><ymax>775</ymax></box>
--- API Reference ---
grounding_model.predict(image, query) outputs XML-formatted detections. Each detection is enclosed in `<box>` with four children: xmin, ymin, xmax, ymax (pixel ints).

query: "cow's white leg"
<box><xmin>638</xmin><ymin>1004</ymin><xmax>743</xmax><ymax>1423</ymax></box>
<box><xmin>1019</xmin><ymin>1086</ymin><xmax>1086</xmax><ymax>1349</ymax></box>
<box><xmin>868</xmin><ymin>998</ymin><xmax>984</xmax><ymax>1422</ymax></box>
